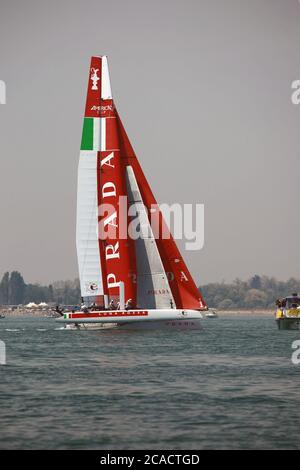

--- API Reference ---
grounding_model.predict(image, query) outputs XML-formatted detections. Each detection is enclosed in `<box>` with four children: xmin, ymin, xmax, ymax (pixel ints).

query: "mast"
<box><xmin>77</xmin><ymin>56</ymin><xmax>137</xmax><ymax>306</ymax></box>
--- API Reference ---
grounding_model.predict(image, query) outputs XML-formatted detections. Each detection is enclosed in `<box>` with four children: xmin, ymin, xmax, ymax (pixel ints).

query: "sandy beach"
<box><xmin>0</xmin><ymin>308</ymin><xmax>54</xmax><ymax>317</ymax></box>
<box><xmin>216</xmin><ymin>309</ymin><xmax>274</xmax><ymax>316</ymax></box>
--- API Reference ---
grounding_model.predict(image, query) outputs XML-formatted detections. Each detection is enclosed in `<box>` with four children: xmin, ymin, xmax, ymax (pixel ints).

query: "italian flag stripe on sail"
<box><xmin>81</xmin><ymin>118</ymin><xmax>101</xmax><ymax>151</ymax></box>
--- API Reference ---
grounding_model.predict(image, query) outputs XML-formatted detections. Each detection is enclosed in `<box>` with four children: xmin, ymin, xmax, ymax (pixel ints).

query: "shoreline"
<box><xmin>0</xmin><ymin>308</ymin><xmax>275</xmax><ymax>318</ymax></box>
<box><xmin>215</xmin><ymin>309</ymin><xmax>274</xmax><ymax>316</ymax></box>
<box><xmin>0</xmin><ymin>309</ymin><xmax>54</xmax><ymax>318</ymax></box>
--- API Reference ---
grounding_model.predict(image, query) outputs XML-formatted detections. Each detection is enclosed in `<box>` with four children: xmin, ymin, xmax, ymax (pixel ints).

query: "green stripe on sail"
<box><xmin>81</xmin><ymin>118</ymin><xmax>93</xmax><ymax>150</ymax></box>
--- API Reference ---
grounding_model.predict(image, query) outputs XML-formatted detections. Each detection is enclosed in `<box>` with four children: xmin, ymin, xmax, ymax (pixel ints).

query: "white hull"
<box><xmin>56</xmin><ymin>309</ymin><xmax>203</xmax><ymax>328</ymax></box>
<box><xmin>119</xmin><ymin>319</ymin><xmax>202</xmax><ymax>330</ymax></box>
<box><xmin>62</xmin><ymin>319</ymin><xmax>202</xmax><ymax>331</ymax></box>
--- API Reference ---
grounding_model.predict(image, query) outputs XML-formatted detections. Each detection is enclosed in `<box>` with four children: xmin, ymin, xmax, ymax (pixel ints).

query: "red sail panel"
<box><xmin>98</xmin><ymin>105</ymin><xmax>137</xmax><ymax>305</ymax></box>
<box><xmin>85</xmin><ymin>57</ymin><xmax>102</xmax><ymax>118</ymax></box>
<box><xmin>116</xmin><ymin>111</ymin><xmax>207</xmax><ymax>310</ymax></box>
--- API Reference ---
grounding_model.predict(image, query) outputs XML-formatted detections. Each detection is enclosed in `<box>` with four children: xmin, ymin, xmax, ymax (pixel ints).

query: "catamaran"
<box><xmin>57</xmin><ymin>56</ymin><xmax>207</xmax><ymax>330</ymax></box>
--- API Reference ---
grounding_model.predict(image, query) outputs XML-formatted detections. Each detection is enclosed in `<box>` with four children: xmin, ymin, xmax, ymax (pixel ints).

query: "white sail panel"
<box><xmin>101</xmin><ymin>56</ymin><xmax>112</xmax><ymax>100</ymax></box>
<box><xmin>100</xmin><ymin>118</ymin><xmax>106</xmax><ymax>151</ymax></box>
<box><xmin>76</xmin><ymin>150</ymin><xmax>103</xmax><ymax>298</ymax></box>
<box><xmin>126</xmin><ymin>166</ymin><xmax>175</xmax><ymax>309</ymax></box>
<box><xmin>93</xmin><ymin>118</ymin><xmax>100</xmax><ymax>151</ymax></box>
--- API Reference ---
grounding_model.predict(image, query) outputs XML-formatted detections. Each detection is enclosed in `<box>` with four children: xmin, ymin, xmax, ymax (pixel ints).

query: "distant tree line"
<box><xmin>0</xmin><ymin>271</ymin><xmax>80</xmax><ymax>306</ymax></box>
<box><xmin>1</xmin><ymin>272</ymin><xmax>300</xmax><ymax>309</ymax></box>
<box><xmin>201</xmin><ymin>275</ymin><xmax>300</xmax><ymax>309</ymax></box>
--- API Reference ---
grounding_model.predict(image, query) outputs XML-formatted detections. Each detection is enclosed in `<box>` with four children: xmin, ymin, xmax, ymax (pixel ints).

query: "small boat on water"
<box><xmin>275</xmin><ymin>293</ymin><xmax>300</xmax><ymax>330</ymax></box>
<box><xmin>56</xmin><ymin>56</ymin><xmax>208</xmax><ymax>331</ymax></box>
<box><xmin>205</xmin><ymin>310</ymin><xmax>218</xmax><ymax>318</ymax></box>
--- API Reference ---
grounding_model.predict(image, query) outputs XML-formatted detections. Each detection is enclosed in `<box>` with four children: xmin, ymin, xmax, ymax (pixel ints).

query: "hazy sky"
<box><xmin>0</xmin><ymin>0</ymin><xmax>299</xmax><ymax>286</ymax></box>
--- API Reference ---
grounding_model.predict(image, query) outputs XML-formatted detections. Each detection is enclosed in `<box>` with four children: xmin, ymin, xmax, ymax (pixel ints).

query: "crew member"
<box><xmin>125</xmin><ymin>299</ymin><xmax>133</xmax><ymax>310</ymax></box>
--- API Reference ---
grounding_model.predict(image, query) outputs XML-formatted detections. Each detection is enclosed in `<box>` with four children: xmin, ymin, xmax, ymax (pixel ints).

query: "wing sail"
<box><xmin>77</xmin><ymin>57</ymin><xmax>104</xmax><ymax>303</ymax></box>
<box><xmin>77</xmin><ymin>56</ymin><xmax>137</xmax><ymax>306</ymax></box>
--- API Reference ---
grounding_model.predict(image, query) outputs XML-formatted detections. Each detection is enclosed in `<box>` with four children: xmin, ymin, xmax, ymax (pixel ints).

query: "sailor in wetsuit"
<box><xmin>55</xmin><ymin>305</ymin><xmax>64</xmax><ymax>316</ymax></box>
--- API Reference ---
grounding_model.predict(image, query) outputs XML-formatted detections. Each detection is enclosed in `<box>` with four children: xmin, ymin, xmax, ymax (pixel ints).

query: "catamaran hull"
<box><xmin>62</xmin><ymin>319</ymin><xmax>202</xmax><ymax>331</ymax></box>
<box><xmin>118</xmin><ymin>319</ymin><xmax>202</xmax><ymax>330</ymax></box>
<box><xmin>56</xmin><ymin>309</ymin><xmax>203</xmax><ymax>327</ymax></box>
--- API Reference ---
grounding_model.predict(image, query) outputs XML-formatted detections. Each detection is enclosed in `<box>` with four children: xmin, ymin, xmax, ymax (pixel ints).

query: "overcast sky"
<box><xmin>0</xmin><ymin>0</ymin><xmax>299</xmax><ymax>286</ymax></box>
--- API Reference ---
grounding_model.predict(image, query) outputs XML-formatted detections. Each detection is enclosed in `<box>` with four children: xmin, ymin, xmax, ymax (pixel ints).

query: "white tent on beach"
<box><xmin>26</xmin><ymin>302</ymin><xmax>38</xmax><ymax>308</ymax></box>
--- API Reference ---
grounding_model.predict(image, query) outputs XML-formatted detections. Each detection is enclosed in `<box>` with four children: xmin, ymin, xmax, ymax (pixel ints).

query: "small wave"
<box><xmin>5</xmin><ymin>328</ymin><xmax>21</xmax><ymax>332</ymax></box>
<box><xmin>36</xmin><ymin>328</ymin><xmax>47</xmax><ymax>331</ymax></box>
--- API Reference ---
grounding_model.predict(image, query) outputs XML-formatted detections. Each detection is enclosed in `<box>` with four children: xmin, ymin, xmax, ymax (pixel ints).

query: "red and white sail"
<box><xmin>77</xmin><ymin>56</ymin><xmax>207</xmax><ymax>311</ymax></box>
<box><xmin>76</xmin><ymin>57</ymin><xmax>104</xmax><ymax>303</ymax></box>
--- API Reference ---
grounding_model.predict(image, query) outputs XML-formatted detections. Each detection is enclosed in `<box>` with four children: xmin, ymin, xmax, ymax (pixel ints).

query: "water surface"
<box><xmin>0</xmin><ymin>315</ymin><xmax>299</xmax><ymax>449</ymax></box>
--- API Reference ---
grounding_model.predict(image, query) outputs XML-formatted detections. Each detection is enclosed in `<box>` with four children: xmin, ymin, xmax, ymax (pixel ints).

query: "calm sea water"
<box><xmin>0</xmin><ymin>315</ymin><xmax>300</xmax><ymax>450</ymax></box>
